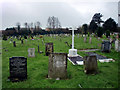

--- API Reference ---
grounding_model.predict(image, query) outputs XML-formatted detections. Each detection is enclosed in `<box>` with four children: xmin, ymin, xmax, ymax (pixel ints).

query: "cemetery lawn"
<box><xmin>2</xmin><ymin>35</ymin><xmax>119</xmax><ymax>88</ymax></box>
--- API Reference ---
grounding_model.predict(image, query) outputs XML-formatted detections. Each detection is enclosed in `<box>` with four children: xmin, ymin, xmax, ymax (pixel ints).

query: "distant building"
<box><xmin>118</xmin><ymin>1</ymin><xmax>120</xmax><ymax>27</ymax></box>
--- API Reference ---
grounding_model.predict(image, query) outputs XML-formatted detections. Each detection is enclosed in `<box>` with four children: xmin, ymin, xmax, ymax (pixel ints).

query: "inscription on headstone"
<box><xmin>45</xmin><ymin>43</ymin><xmax>53</xmax><ymax>56</ymax></box>
<box><xmin>9</xmin><ymin>57</ymin><xmax>27</xmax><ymax>82</ymax></box>
<box><xmin>48</xmin><ymin>53</ymin><xmax>67</xmax><ymax>79</ymax></box>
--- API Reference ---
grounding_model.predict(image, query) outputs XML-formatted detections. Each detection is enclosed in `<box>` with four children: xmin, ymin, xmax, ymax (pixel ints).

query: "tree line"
<box><xmin>2</xmin><ymin>14</ymin><xmax>119</xmax><ymax>37</ymax></box>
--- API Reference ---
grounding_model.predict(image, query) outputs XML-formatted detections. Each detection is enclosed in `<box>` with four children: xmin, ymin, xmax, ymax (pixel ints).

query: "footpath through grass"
<box><xmin>2</xmin><ymin>35</ymin><xmax>119</xmax><ymax>88</ymax></box>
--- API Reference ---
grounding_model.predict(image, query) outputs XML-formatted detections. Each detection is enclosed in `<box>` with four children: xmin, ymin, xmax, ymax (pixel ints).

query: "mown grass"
<box><xmin>2</xmin><ymin>35</ymin><xmax>119</xmax><ymax>88</ymax></box>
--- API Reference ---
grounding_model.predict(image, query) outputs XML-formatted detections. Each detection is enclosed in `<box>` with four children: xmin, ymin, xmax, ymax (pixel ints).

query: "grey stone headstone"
<box><xmin>89</xmin><ymin>37</ymin><xmax>92</xmax><ymax>44</ymax></box>
<box><xmin>84</xmin><ymin>36</ymin><xmax>87</xmax><ymax>43</ymax></box>
<box><xmin>115</xmin><ymin>39</ymin><xmax>120</xmax><ymax>52</ymax></box>
<box><xmin>28</xmin><ymin>48</ymin><xmax>35</xmax><ymax>57</ymax></box>
<box><xmin>83</xmin><ymin>55</ymin><xmax>98</xmax><ymax>74</ymax></box>
<box><xmin>48</xmin><ymin>53</ymin><xmax>67</xmax><ymax>79</ymax></box>
<box><xmin>101</xmin><ymin>40</ymin><xmax>111</xmax><ymax>52</ymax></box>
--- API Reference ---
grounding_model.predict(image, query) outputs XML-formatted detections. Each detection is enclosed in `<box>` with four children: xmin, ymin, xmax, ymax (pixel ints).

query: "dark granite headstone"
<box><xmin>13</xmin><ymin>41</ymin><xmax>16</xmax><ymax>47</ymax></box>
<box><xmin>45</xmin><ymin>43</ymin><xmax>54</xmax><ymax>56</ymax></box>
<box><xmin>21</xmin><ymin>39</ymin><xmax>24</xmax><ymax>44</ymax></box>
<box><xmin>101</xmin><ymin>40</ymin><xmax>111</xmax><ymax>52</ymax></box>
<box><xmin>38</xmin><ymin>45</ymin><xmax>40</xmax><ymax>53</ymax></box>
<box><xmin>9</xmin><ymin>57</ymin><xmax>27</xmax><ymax>82</ymax></box>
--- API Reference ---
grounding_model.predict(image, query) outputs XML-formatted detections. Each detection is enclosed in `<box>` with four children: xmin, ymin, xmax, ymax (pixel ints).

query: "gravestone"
<box><xmin>115</xmin><ymin>39</ymin><xmax>120</xmax><ymax>52</ymax></box>
<box><xmin>9</xmin><ymin>57</ymin><xmax>27</xmax><ymax>82</ymax></box>
<box><xmin>89</xmin><ymin>37</ymin><xmax>92</xmax><ymax>44</ymax></box>
<box><xmin>21</xmin><ymin>39</ymin><xmax>24</xmax><ymax>44</ymax></box>
<box><xmin>48</xmin><ymin>53</ymin><xmax>67</xmax><ymax>79</ymax></box>
<box><xmin>13</xmin><ymin>41</ymin><xmax>16</xmax><ymax>47</ymax></box>
<box><xmin>42</xmin><ymin>40</ymin><xmax>44</xmax><ymax>45</ymax></box>
<box><xmin>45</xmin><ymin>43</ymin><xmax>54</xmax><ymax>56</ymax></box>
<box><xmin>101</xmin><ymin>40</ymin><xmax>111</xmax><ymax>52</ymax></box>
<box><xmin>38</xmin><ymin>45</ymin><xmax>40</xmax><ymax>53</ymax></box>
<box><xmin>28</xmin><ymin>48</ymin><xmax>35</xmax><ymax>57</ymax></box>
<box><xmin>83</xmin><ymin>55</ymin><xmax>98</xmax><ymax>74</ymax></box>
<box><xmin>84</xmin><ymin>36</ymin><xmax>87</xmax><ymax>43</ymax></box>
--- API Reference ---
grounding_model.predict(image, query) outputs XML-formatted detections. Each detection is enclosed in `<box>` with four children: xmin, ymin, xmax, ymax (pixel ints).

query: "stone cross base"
<box><xmin>68</xmin><ymin>49</ymin><xmax>78</xmax><ymax>57</ymax></box>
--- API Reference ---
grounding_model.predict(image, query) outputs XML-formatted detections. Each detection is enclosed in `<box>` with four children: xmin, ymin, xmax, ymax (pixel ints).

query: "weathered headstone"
<box><xmin>45</xmin><ymin>43</ymin><xmax>54</xmax><ymax>56</ymax></box>
<box><xmin>13</xmin><ymin>41</ymin><xmax>16</xmax><ymax>47</ymax></box>
<box><xmin>21</xmin><ymin>39</ymin><xmax>24</xmax><ymax>44</ymax></box>
<box><xmin>28</xmin><ymin>48</ymin><xmax>35</xmax><ymax>57</ymax></box>
<box><xmin>83</xmin><ymin>55</ymin><xmax>98</xmax><ymax>74</ymax></box>
<box><xmin>9</xmin><ymin>57</ymin><xmax>27</xmax><ymax>82</ymax></box>
<box><xmin>48</xmin><ymin>53</ymin><xmax>67</xmax><ymax>79</ymax></box>
<box><xmin>101</xmin><ymin>40</ymin><xmax>111</xmax><ymax>52</ymax></box>
<box><xmin>38</xmin><ymin>45</ymin><xmax>40</xmax><ymax>53</ymax></box>
<box><xmin>89</xmin><ymin>37</ymin><xmax>92</xmax><ymax>44</ymax></box>
<box><xmin>115</xmin><ymin>39</ymin><xmax>120</xmax><ymax>52</ymax></box>
<box><xmin>84</xmin><ymin>36</ymin><xmax>87</xmax><ymax>43</ymax></box>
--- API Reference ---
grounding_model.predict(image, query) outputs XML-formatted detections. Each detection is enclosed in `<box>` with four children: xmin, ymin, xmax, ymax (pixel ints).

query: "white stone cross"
<box><xmin>69</xmin><ymin>27</ymin><xmax>77</xmax><ymax>49</ymax></box>
<box><xmin>68</xmin><ymin>26</ymin><xmax>78</xmax><ymax>57</ymax></box>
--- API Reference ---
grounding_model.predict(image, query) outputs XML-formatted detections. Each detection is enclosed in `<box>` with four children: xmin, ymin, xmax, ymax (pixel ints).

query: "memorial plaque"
<box><xmin>101</xmin><ymin>40</ymin><xmax>111</xmax><ymax>52</ymax></box>
<box><xmin>9</xmin><ymin>57</ymin><xmax>27</xmax><ymax>82</ymax></box>
<box><xmin>48</xmin><ymin>53</ymin><xmax>67</xmax><ymax>79</ymax></box>
<box><xmin>45</xmin><ymin>43</ymin><xmax>54</xmax><ymax>56</ymax></box>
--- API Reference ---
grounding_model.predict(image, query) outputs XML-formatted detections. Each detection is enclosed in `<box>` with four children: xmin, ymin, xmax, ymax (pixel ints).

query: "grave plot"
<box><xmin>85</xmin><ymin>52</ymin><xmax>114</xmax><ymax>62</ymax></box>
<box><xmin>68</xmin><ymin>56</ymin><xmax>83</xmax><ymax>65</ymax></box>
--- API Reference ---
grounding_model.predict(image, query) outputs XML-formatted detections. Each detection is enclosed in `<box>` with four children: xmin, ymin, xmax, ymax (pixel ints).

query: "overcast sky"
<box><xmin>0</xmin><ymin>0</ymin><xmax>119</xmax><ymax>30</ymax></box>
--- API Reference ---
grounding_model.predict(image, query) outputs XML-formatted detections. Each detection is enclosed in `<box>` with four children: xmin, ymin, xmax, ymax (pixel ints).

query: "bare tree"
<box><xmin>36</xmin><ymin>21</ymin><xmax>41</xmax><ymax>30</ymax></box>
<box><xmin>24</xmin><ymin>22</ymin><xmax>28</xmax><ymax>30</ymax></box>
<box><xmin>47</xmin><ymin>16</ymin><xmax>61</xmax><ymax>29</ymax></box>
<box><xmin>16</xmin><ymin>22</ymin><xmax>21</xmax><ymax>32</ymax></box>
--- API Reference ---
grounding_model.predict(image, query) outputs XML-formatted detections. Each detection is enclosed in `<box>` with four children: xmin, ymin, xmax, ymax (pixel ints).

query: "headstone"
<box><xmin>21</xmin><ymin>39</ymin><xmax>24</xmax><ymax>44</ymax></box>
<box><xmin>48</xmin><ymin>53</ymin><xmax>67</xmax><ymax>79</ymax></box>
<box><xmin>115</xmin><ymin>39</ymin><xmax>120</xmax><ymax>52</ymax></box>
<box><xmin>42</xmin><ymin>40</ymin><xmax>44</xmax><ymax>45</ymax></box>
<box><xmin>101</xmin><ymin>40</ymin><xmax>111</xmax><ymax>52</ymax></box>
<box><xmin>109</xmin><ymin>38</ymin><xmax>113</xmax><ymax>43</ymax></box>
<box><xmin>28</xmin><ymin>48</ymin><xmax>35</xmax><ymax>57</ymax></box>
<box><xmin>84</xmin><ymin>36</ymin><xmax>87</xmax><ymax>43</ymax></box>
<box><xmin>38</xmin><ymin>45</ymin><xmax>40</xmax><ymax>53</ymax></box>
<box><xmin>45</xmin><ymin>43</ymin><xmax>54</xmax><ymax>56</ymax></box>
<box><xmin>13</xmin><ymin>41</ymin><xmax>16</xmax><ymax>47</ymax></box>
<box><xmin>89</xmin><ymin>37</ymin><xmax>92</xmax><ymax>44</ymax></box>
<box><xmin>83</xmin><ymin>55</ymin><xmax>98</xmax><ymax>74</ymax></box>
<box><xmin>9</xmin><ymin>57</ymin><xmax>27</xmax><ymax>82</ymax></box>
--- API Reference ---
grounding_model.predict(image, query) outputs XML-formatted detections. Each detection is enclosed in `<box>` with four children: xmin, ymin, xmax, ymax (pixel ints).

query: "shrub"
<box><xmin>106</xmin><ymin>30</ymin><xmax>110</xmax><ymax>38</ymax></box>
<box><xmin>3</xmin><ymin>35</ymin><xmax>7</xmax><ymax>40</ymax></box>
<box><xmin>24</xmin><ymin>35</ymin><xmax>27</xmax><ymax>39</ymax></box>
<box><xmin>97</xmin><ymin>27</ymin><xmax>104</xmax><ymax>37</ymax></box>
